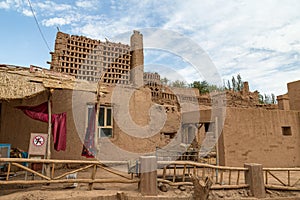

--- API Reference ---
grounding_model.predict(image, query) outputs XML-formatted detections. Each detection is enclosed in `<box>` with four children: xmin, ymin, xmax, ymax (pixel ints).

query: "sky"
<box><xmin>0</xmin><ymin>0</ymin><xmax>300</xmax><ymax>96</ymax></box>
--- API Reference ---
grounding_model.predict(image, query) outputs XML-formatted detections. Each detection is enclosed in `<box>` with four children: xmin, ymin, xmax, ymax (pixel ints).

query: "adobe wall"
<box><xmin>0</xmin><ymin>86</ymin><xmax>181</xmax><ymax>160</ymax></box>
<box><xmin>277</xmin><ymin>94</ymin><xmax>290</xmax><ymax>110</ymax></box>
<box><xmin>0</xmin><ymin>92</ymin><xmax>49</xmax><ymax>154</ymax></box>
<box><xmin>0</xmin><ymin>89</ymin><xmax>96</xmax><ymax>160</ymax></box>
<box><xmin>50</xmin><ymin>32</ymin><xmax>131</xmax><ymax>84</ymax></box>
<box><xmin>144</xmin><ymin>72</ymin><xmax>161</xmax><ymax>87</ymax></box>
<box><xmin>130</xmin><ymin>30</ymin><xmax>144</xmax><ymax>86</ymax></box>
<box><xmin>288</xmin><ymin>80</ymin><xmax>300</xmax><ymax>111</ymax></box>
<box><xmin>100</xmin><ymin>86</ymin><xmax>180</xmax><ymax>157</ymax></box>
<box><xmin>221</xmin><ymin>107</ymin><xmax>300</xmax><ymax>167</ymax></box>
<box><xmin>51</xmin><ymin>90</ymin><xmax>96</xmax><ymax>160</ymax></box>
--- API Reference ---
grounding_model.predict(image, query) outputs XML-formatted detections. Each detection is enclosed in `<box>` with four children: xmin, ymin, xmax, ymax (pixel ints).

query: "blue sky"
<box><xmin>0</xmin><ymin>0</ymin><xmax>300</xmax><ymax>95</ymax></box>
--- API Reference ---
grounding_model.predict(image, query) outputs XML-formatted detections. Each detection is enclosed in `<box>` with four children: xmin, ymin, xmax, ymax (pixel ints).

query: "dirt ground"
<box><xmin>1</xmin><ymin>184</ymin><xmax>300</xmax><ymax>200</ymax></box>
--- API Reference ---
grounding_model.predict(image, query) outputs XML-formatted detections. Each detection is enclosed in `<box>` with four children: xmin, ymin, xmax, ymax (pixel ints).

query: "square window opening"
<box><xmin>86</xmin><ymin>105</ymin><xmax>113</xmax><ymax>138</ymax></box>
<box><xmin>282</xmin><ymin>126</ymin><xmax>292</xmax><ymax>136</ymax></box>
<box><xmin>98</xmin><ymin>106</ymin><xmax>113</xmax><ymax>138</ymax></box>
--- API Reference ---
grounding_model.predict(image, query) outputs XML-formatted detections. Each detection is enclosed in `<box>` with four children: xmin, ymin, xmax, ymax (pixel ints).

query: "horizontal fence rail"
<box><xmin>0</xmin><ymin>158</ymin><xmax>138</xmax><ymax>190</ymax></box>
<box><xmin>157</xmin><ymin>161</ymin><xmax>249</xmax><ymax>190</ymax></box>
<box><xmin>2</xmin><ymin>158</ymin><xmax>300</xmax><ymax>192</ymax></box>
<box><xmin>263</xmin><ymin>167</ymin><xmax>300</xmax><ymax>191</ymax></box>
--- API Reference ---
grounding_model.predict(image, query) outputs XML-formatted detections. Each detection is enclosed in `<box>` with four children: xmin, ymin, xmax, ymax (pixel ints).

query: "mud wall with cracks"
<box><xmin>221</xmin><ymin>107</ymin><xmax>300</xmax><ymax>167</ymax></box>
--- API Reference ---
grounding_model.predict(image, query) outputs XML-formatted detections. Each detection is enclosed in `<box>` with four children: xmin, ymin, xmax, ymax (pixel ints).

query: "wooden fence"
<box><xmin>263</xmin><ymin>167</ymin><xmax>300</xmax><ymax>191</ymax></box>
<box><xmin>0</xmin><ymin>158</ymin><xmax>138</xmax><ymax>190</ymax></box>
<box><xmin>157</xmin><ymin>161</ymin><xmax>249</xmax><ymax>189</ymax></box>
<box><xmin>1</xmin><ymin>158</ymin><xmax>300</xmax><ymax>192</ymax></box>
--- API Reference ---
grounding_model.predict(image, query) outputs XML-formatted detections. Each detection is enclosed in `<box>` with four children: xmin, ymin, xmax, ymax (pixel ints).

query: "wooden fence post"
<box><xmin>88</xmin><ymin>164</ymin><xmax>97</xmax><ymax>190</ymax></box>
<box><xmin>244</xmin><ymin>163</ymin><xmax>265</xmax><ymax>198</ymax></box>
<box><xmin>139</xmin><ymin>156</ymin><xmax>157</xmax><ymax>196</ymax></box>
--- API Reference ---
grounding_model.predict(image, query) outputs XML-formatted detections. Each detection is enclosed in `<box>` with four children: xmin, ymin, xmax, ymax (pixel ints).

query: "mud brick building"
<box><xmin>0</xmin><ymin>30</ymin><xmax>299</xmax><ymax>167</ymax></box>
<box><xmin>49</xmin><ymin>30</ymin><xmax>144</xmax><ymax>86</ymax></box>
<box><xmin>45</xmin><ymin>28</ymin><xmax>203</xmax><ymax>162</ymax></box>
<box><xmin>213</xmin><ymin>81</ymin><xmax>300</xmax><ymax>167</ymax></box>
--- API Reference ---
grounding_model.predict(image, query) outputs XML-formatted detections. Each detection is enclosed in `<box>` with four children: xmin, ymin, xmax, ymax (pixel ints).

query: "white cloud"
<box><xmin>75</xmin><ymin>0</ymin><xmax>98</xmax><ymax>9</ymax></box>
<box><xmin>249</xmin><ymin>22</ymin><xmax>300</xmax><ymax>53</ymax></box>
<box><xmin>22</xmin><ymin>9</ymin><xmax>33</xmax><ymax>17</ymax></box>
<box><xmin>35</xmin><ymin>1</ymin><xmax>72</xmax><ymax>12</ymax></box>
<box><xmin>1</xmin><ymin>0</ymin><xmax>300</xmax><ymax>95</ymax></box>
<box><xmin>0</xmin><ymin>0</ymin><xmax>25</xmax><ymax>10</ymax></box>
<box><xmin>42</xmin><ymin>17</ymin><xmax>71</xmax><ymax>27</ymax></box>
<box><xmin>0</xmin><ymin>1</ymin><xmax>10</xmax><ymax>9</ymax></box>
<box><xmin>104</xmin><ymin>1</ymin><xmax>300</xmax><ymax>94</ymax></box>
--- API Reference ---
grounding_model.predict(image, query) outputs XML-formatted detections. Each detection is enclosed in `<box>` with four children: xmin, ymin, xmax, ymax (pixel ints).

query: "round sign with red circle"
<box><xmin>33</xmin><ymin>135</ymin><xmax>45</xmax><ymax>146</ymax></box>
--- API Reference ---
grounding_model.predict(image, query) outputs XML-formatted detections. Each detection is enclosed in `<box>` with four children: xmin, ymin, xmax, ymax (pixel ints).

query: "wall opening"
<box><xmin>98</xmin><ymin>106</ymin><xmax>113</xmax><ymax>138</ymax></box>
<box><xmin>182</xmin><ymin>125</ymin><xmax>196</xmax><ymax>144</ymax></box>
<box><xmin>86</xmin><ymin>104</ymin><xmax>113</xmax><ymax>138</ymax></box>
<box><xmin>282</xmin><ymin>126</ymin><xmax>292</xmax><ymax>136</ymax></box>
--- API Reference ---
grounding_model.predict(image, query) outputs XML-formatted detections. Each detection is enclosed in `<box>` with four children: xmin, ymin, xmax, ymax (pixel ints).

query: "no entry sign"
<box><xmin>33</xmin><ymin>135</ymin><xmax>45</xmax><ymax>146</ymax></box>
<box><xmin>28</xmin><ymin>133</ymin><xmax>48</xmax><ymax>156</ymax></box>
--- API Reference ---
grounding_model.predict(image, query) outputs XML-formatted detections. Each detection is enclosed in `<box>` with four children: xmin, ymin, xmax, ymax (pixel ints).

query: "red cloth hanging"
<box><xmin>17</xmin><ymin>102</ymin><xmax>67</xmax><ymax>151</ymax></box>
<box><xmin>51</xmin><ymin>113</ymin><xmax>67</xmax><ymax>151</ymax></box>
<box><xmin>81</xmin><ymin>104</ymin><xmax>96</xmax><ymax>158</ymax></box>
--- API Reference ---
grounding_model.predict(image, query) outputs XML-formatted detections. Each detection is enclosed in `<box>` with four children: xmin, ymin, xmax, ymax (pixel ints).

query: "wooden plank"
<box><xmin>220</xmin><ymin>170</ymin><xmax>223</xmax><ymax>185</ymax></box>
<box><xmin>98</xmin><ymin>164</ymin><xmax>132</xmax><ymax>180</ymax></box>
<box><xmin>263</xmin><ymin>168</ymin><xmax>300</xmax><ymax>171</ymax></box>
<box><xmin>202</xmin><ymin>167</ymin><xmax>205</xmax><ymax>180</ymax></box>
<box><xmin>163</xmin><ymin>166</ymin><xmax>166</xmax><ymax>180</ymax></box>
<box><xmin>228</xmin><ymin>170</ymin><xmax>232</xmax><ymax>185</ymax></box>
<box><xmin>46</xmin><ymin>94</ymin><xmax>52</xmax><ymax>178</ymax></box>
<box><xmin>157</xmin><ymin>160</ymin><xmax>248</xmax><ymax>171</ymax></box>
<box><xmin>6</xmin><ymin>163</ymin><xmax>11</xmax><ymax>181</ymax></box>
<box><xmin>215</xmin><ymin>116</ymin><xmax>219</xmax><ymax>171</ymax></box>
<box><xmin>157</xmin><ymin>179</ymin><xmax>249</xmax><ymax>189</ymax></box>
<box><xmin>288</xmin><ymin>170</ymin><xmax>290</xmax><ymax>186</ymax></box>
<box><xmin>173</xmin><ymin>165</ymin><xmax>176</xmax><ymax>182</ymax></box>
<box><xmin>12</xmin><ymin>162</ymin><xmax>50</xmax><ymax>180</ymax></box>
<box><xmin>292</xmin><ymin>178</ymin><xmax>300</xmax><ymax>187</ymax></box>
<box><xmin>0</xmin><ymin>178</ymin><xmax>139</xmax><ymax>185</ymax></box>
<box><xmin>0</xmin><ymin>158</ymin><xmax>127</xmax><ymax>165</ymax></box>
<box><xmin>51</xmin><ymin>163</ymin><xmax>55</xmax><ymax>179</ymax></box>
<box><xmin>236</xmin><ymin>170</ymin><xmax>240</xmax><ymax>185</ymax></box>
<box><xmin>211</xmin><ymin>168</ymin><xmax>215</xmax><ymax>181</ymax></box>
<box><xmin>267</xmin><ymin>171</ymin><xmax>286</xmax><ymax>186</ymax></box>
<box><xmin>182</xmin><ymin>165</ymin><xmax>186</xmax><ymax>182</ymax></box>
<box><xmin>54</xmin><ymin>164</ymin><xmax>94</xmax><ymax>180</ymax></box>
<box><xmin>158</xmin><ymin>179</ymin><xmax>193</xmax><ymax>186</ymax></box>
<box><xmin>88</xmin><ymin>164</ymin><xmax>97</xmax><ymax>190</ymax></box>
<box><xmin>212</xmin><ymin>184</ymin><xmax>249</xmax><ymax>190</ymax></box>
<box><xmin>265</xmin><ymin>185</ymin><xmax>300</xmax><ymax>191</ymax></box>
